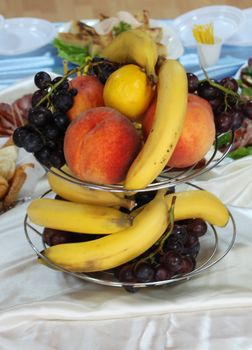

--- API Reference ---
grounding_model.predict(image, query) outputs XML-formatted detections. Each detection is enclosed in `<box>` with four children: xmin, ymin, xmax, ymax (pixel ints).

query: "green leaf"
<box><xmin>217</xmin><ymin>132</ymin><xmax>232</xmax><ymax>149</ymax></box>
<box><xmin>240</xmin><ymin>86</ymin><xmax>252</xmax><ymax>100</ymax></box>
<box><xmin>53</xmin><ymin>38</ymin><xmax>90</xmax><ymax>65</ymax></box>
<box><xmin>112</xmin><ymin>21</ymin><xmax>132</xmax><ymax>36</ymax></box>
<box><xmin>228</xmin><ymin>146</ymin><xmax>252</xmax><ymax>160</ymax></box>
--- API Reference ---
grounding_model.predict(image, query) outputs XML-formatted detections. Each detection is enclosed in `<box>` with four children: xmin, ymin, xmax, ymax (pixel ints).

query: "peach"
<box><xmin>142</xmin><ymin>97</ymin><xmax>157</xmax><ymax>140</ymax></box>
<box><xmin>64</xmin><ymin>107</ymin><xmax>142</xmax><ymax>185</ymax></box>
<box><xmin>142</xmin><ymin>93</ymin><xmax>216</xmax><ymax>168</ymax></box>
<box><xmin>188</xmin><ymin>93</ymin><xmax>213</xmax><ymax>114</ymax></box>
<box><xmin>67</xmin><ymin>75</ymin><xmax>104</xmax><ymax>121</ymax></box>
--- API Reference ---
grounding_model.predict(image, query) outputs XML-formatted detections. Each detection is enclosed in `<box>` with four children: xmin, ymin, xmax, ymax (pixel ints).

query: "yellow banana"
<box><xmin>48</xmin><ymin>166</ymin><xmax>135</xmax><ymax>210</ymax></box>
<box><xmin>40</xmin><ymin>193</ymin><xmax>169</xmax><ymax>272</ymax></box>
<box><xmin>130</xmin><ymin>189</ymin><xmax>229</xmax><ymax>227</ymax></box>
<box><xmin>27</xmin><ymin>198</ymin><xmax>131</xmax><ymax>234</ymax></box>
<box><xmin>124</xmin><ymin>59</ymin><xmax>188</xmax><ymax>190</ymax></box>
<box><xmin>165</xmin><ymin>190</ymin><xmax>229</xmax><ymax>227</ymax></box>
<box><xmin>101</xmin><ymin>28</ymin><xmax>158</xmax><ymax>79</ymax></box>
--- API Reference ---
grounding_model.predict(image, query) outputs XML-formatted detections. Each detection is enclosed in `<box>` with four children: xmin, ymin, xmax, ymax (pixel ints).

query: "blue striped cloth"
<box><xmin>0</xmin><ymin>20</ymin><xmax>251</xmax><ymax>91</ymax></box>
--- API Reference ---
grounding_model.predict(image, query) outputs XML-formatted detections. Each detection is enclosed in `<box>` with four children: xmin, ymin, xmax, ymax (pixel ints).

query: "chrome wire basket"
<box><xmin>24</xmin><ymin>185</ymin><xmax>236</xmax><ymax>289</ymax></box>
<box><xmin>44</xmin><ymin>132</ymin><xmax>234</xmax><ymax>193</ymax></box>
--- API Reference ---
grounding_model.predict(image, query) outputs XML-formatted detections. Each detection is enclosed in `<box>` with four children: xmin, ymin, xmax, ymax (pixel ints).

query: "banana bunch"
<box><xmin>27</xmin><ymin>198</ymin><xmax>131</xmax><ymax>234</ymax></box>
<box><xmin>39</xmin><ymin>192</ymin><xmax>169</xmax><ymax>272</ymax></box>
<box><xmin>48</xmin><ymin>166</ymin><xmax>135</xmax><ymax>210</ymax></box>
<box><xmin>37</xmin><ymin>189</ymin><xmax>229</xmax><ymax>273</ymax></box>
<box><xmin>101</xmin><ymin>28</ymin><xmax>158</xmax><ymax>80</ymax></box>
<box><xmin>124</xmin><ymin>59</ymin><xmax>188</xmax><ymax>190</ymax></box>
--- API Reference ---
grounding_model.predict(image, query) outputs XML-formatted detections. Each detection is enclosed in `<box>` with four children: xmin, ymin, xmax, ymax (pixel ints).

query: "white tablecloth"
<box><xmin>1</xmin><ymin>162</ymin><xmax>252</xmax><ymax>350</ymax></box>
<box><xmin>1</xmin><ymin>16</ymin><xmax>252</xmax><ymax>350</ymax></box>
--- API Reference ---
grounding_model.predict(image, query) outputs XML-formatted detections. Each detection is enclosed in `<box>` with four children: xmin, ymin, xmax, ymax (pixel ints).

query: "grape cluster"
<box><xmin>114</xmin><ymin>217</ymin><xmax>207</xmax><ymax>287</ymax></box>
<box><xmin>186</xmin><ymin>72</ymin><xmax>252</xmax><ymax>134</ymax></box>
<box><xmin>88</xmin><ymin>57</ymin><xmax>122</xmax><ymax>84</ymax></box>
<box><xmin>43</xmin><ymin>227</ymin><xmax>104</xmax><ymax>246</ymax></box>
<box><xmin>13</xmin><ymin>71</ymin><xmax>76</xmax><ymax>168</ymax></box>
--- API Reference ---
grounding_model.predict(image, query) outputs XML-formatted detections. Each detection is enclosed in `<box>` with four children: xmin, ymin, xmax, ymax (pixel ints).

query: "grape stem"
<box><xmin>36</xmin><ymin>57</ymin><xmax>92</xmax><ymax>108</ymax></box>
<box><xmin>201</xmin><ymin>67</ymin><xmax>240</xmax><ymax>99</ymax></box>
<box><xmin>208</xmin><ymin>79</ymin><xmax>240</xmax><ymax>99</ymax></box>
<box><xmin>137</xmin><ymin>195</ymin><xmax>177</xmax><ymax>265</ymax></box>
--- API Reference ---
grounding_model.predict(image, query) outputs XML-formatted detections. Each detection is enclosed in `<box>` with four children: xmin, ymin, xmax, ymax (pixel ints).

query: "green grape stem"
<box><xmin>208</xmin><ymin>79</ymin><xmax>240</xmax><ymax>99</ymax></box>
<box><xmin>36</xmin><ymin>57</ymin><xmax>91</xmax><ymax>108</ymax></box>
<box><xmin>138</xmin><ymin>195</ymin><xmax>177</xmax><ymax>265</ymax></box>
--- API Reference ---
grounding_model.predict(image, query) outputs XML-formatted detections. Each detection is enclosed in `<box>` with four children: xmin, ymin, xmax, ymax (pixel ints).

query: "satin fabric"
<box><xmin>0</xmin><ymin>168</ymin><xmax>252</xmax><ymax>349</ymax></box>
<box><xmin>193</xmin><ymin>155</ymin><xmax>252</xmax><ymax>208</ymax></box>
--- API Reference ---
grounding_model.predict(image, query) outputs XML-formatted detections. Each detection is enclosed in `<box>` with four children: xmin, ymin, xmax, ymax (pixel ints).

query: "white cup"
<box><xmin>197</xmin><ymin>36</ymin><xmax>223</xmax><ymax>68</ymax></box>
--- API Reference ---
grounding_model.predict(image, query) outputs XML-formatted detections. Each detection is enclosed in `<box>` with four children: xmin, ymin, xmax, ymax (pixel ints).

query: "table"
<box><xmin>1</xmin><ymin>20</ymin><xmax>252</xmax><ymax>350</ymax></box>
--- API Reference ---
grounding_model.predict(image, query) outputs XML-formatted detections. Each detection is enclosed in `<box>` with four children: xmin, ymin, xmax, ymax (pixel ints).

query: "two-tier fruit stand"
<box><xmin>24</xmin><ymin>130</ymin><xmax>236</xmax><ymax>290</ymax></box>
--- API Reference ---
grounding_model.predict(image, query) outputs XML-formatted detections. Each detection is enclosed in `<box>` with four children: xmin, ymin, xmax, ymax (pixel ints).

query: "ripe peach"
<box><xmin>67</xmin><ymin>75</ymin><xmax>104</xmax><ymax>121</ymax></box>
<box><xmin>64</xmin><ymin>107</ymin><xmax>142</xmax><ymax>185</ymax></box>
<box><xmin>188</xmin><ymin>93</ymin><xmax>213</xmax><ymax>114</ymax></box>
<box><xmin>142</xmin><ymin>93</ymin><xmax>216</xmax><ymax>168</ymax></box>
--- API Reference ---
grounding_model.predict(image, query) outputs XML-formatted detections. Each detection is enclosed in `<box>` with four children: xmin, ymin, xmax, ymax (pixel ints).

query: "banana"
<box><xmin>101</xmin><ymin>28</ymin><xmax>158</xmax><ymax>79</ymax></box>
<box><xmin>124</xmin><ymin>59</ymin><xmax>188</xmax><ymax>190</ymax></box>
<box><xmin>27</xmin><ymin>198</ymin><xmax>131</xmax><ymax>234</ymax></box>
<box><xmin>40</xmin><ymin>192</ymin><xmax>169</xmax><ymax>272</ymax></box>
<box><xmin>130</xmin><ymin>189</ymin><xmax>229</xmax><ymax>227</ymax></box>
<box><xmin>48</xmin><ymin>166</ymin><xmax>135</xmax><ymax>210</ymax></box>
<box><xmin>165</xmin><ymin>190</ymin><xmax>229</xmax><ymax>227</ymax></box>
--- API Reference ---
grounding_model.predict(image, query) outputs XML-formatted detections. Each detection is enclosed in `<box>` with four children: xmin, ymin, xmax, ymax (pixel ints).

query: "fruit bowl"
<box><xmin>44</xmin><ymin>131</ymin><xmax>234</xmax><ymax>193</ymax></box>
<box><xmin>24</xmin><ymin>184</ymin><xmax>236</xmax><ymax>290</ymax></box>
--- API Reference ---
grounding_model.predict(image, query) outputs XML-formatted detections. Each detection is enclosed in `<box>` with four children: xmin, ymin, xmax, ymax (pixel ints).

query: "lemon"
<box><xmin>103</xmin><ymin>64</ymin><xmax>154</xmax><ymax>120</ymax></box>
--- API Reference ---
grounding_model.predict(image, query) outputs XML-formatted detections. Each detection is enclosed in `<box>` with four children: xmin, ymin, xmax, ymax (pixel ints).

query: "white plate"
<box><xmin>173</xmin><ymin>6</ymin><xmax>245</xmax><ymax>48</ymax></box>
<box><xmin>0</xmin><ymin>17</ymin><xmax>57</xmax><ymax>56</ymax></box>
<box><xmin>225</xmin><ymin>8</ymin><xmax>252</xmax><ymax>46</ymax></box>
<box><xmin>58</xmin><ymin>18</ymin><xmax>184</xmax><ymax>60</ymax></box>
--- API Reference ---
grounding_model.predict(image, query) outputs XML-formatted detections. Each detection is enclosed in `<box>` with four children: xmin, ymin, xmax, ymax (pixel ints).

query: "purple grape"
<box><xmin>208</xmin><ymin>96</ymin><xmax>224</xmax><ymax>113</ymax></box>
<box><xmin>178</xmin><ymin>256</ymin><xmax>195</xmax><ymax>274</ymax></box>
<box><xmin>43</xmin><ymin>124</ymin><xmax>60</xmax><ymax>140</ymax></box>
<box><xmin>230</xmin><ymin>107</ymin><xmax>244</xmax><ymax>130</ymax></box>
<box><xmin>32</xmin><ymin>89</ymin><xmax>48</xmax><ymax>107</ymax></box>
<box><xmin>164</xmin><ymin>238</ymin><xmax>184</xmax><ymax>254</ymax></box>
<box><xmin>187</xmin><ymin>218</ymin><xmax>207</xmax><ymax>237</ymax></box>
<box><xmin>220</xmin><ymin>77</ymin><xmax>238</xmax><ymax>92</ymax></box>
<box><xmin>23</xmin><ymin>132</ymin><xmax>44</xmax><ymax>153</ymax></box>
<box><xmin>154</xmin><ymin>265</ymin><xmax>173</xmax><ymax>281</ymax></box>
<box><xmin>198</xmin><ymin>81</ymin><xmax>219</xmax><ymax>100</ymax></box>
<box><xmin>53</xmin><ymin>112</ymin><xmax>70</xmax><ymax>131</ymax></box>
<box><xmin>28</xmin><ymin>106</ymin><xmax>52</xmax><ymax>127</ymax></box>
<box><xmin>52</xmin><ymin>91</ymin><xmax>73</xmax><ymax>112</ymax></box>
<box><xmin>34</xmin><ymin>146</ymin><xmax>52</xmax><ymax>166</ymax></box>
<box><xmin>118</xmin><ymin>265</ymin><xmax>136</xmax><ymax>283</ymax></box>
<box><xmin>134</xmin><ymin>262</ymin><xmax>155</xmax><ymax>282</ymax></box>
<box><xmin>187</xmin><ymin>73</ymin><xmax>199</xmax><ymax>93</ymax></box>
<box><xmin>242</xmin><ymin>101</ymin><xmax>252</xmax><ymax>119</ymax></box>
<box><xmin>162</xmin><ymin>251</ymin><xmax>184</xmax><ymax>273</ymax></box>
<box><xmin>51</xmin><ymin>76</ymin><xmax>69</xmax><ymax>91</ymax></box>
<box><xmin>215</xmin><ymin>111</ymin><xmax>233</xmax><ymax>133</ymax></box>
<box><xmin>49</xmin><ymin>149</ymin><xmax>65</xmax><ymax>168</ymax></box>
<box><xmin>34</xmin><ymin>71</ymin><xmax>51</xmax><ymax>89</ymax></box>
<box><xmin>13</xmin><ymin>125</ymin><xmax>33</xmax><ymax>147</ymax></box>
<box><xmin>172</xmin><ymin>224</ymin><xmax>188</xmax><ymax>244</ymax></box>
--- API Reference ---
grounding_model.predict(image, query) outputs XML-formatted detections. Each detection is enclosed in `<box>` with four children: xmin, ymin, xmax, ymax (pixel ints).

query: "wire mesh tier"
<box><xmin>44</xmin><ymin>132</ymin><xmax>234</xmax><ymax>193</ymax></box>
<box><xmin>24</xmin><ymin>186</ymin><xmax>236</xmax><ymax>289</ymax></box>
